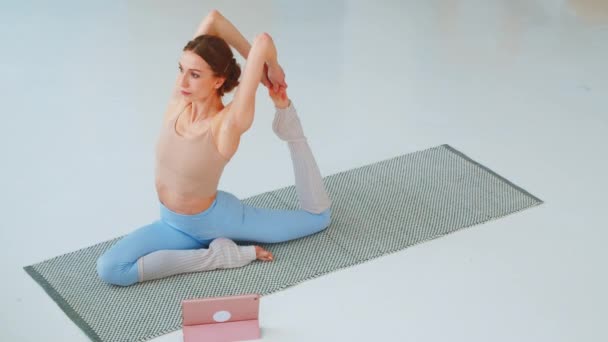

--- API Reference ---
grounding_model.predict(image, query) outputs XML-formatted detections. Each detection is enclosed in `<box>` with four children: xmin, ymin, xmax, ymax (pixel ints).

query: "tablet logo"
<box><xmin>213</xmin><ymin>310</ymin><xmax>232</xmax><ymax>322</ymax></box>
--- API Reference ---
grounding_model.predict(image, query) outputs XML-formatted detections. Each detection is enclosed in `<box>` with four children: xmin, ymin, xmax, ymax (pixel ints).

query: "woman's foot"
<box><xmin>255</xmin><ymin>245</ymin><xmax>274</xmax><ymax>261</ymax></box>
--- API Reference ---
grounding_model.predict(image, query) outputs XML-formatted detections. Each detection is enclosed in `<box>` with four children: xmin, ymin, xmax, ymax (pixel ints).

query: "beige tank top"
<box><xmin>155</xmin><ymin>104</ymin><xmax>230</xmax><ymax>198</ymax></box>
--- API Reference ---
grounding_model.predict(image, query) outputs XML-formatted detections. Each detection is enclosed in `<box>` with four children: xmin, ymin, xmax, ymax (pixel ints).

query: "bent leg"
<box><xmin>136</xmin><ymin>237</ymin><xmax>256</xmax><ymax>283</ymax></box>
<box><xmin>96</xmin><ymin>220</ymin><xmax>205</xmax><ymax>286</ymax></box>
<box><xmin>222</xmin><ymin>201</ymin><xmax>332</xmax><ymax>244</ymax></box>
<box><xmin>272</xmin><ymin>100</ymin><xmax>332</xmax><ymax>214</ymax></box>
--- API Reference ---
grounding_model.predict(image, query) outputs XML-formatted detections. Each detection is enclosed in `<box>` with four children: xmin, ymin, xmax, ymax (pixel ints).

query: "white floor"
<box><xmin>1</xmin><ymin>0</ymin><xmax>607</xmax><ymax>341</ymax></box>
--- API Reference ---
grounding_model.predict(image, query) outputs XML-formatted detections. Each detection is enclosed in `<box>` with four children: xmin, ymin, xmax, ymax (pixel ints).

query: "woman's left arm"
<box><xmin>224</xmin><ymin>33</ymin><xmax>284</xmax><ymax>134</ymax></box>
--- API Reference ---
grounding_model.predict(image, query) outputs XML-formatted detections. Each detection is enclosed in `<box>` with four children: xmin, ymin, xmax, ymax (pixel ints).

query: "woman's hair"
<box><xmin>183</xmin><ymin>34</ymin><xmax>241</xmax><ymax>97</ymax></box>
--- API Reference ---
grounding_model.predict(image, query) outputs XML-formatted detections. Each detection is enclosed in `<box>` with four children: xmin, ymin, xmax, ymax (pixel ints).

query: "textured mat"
<box><xmin>24</xmin><ymin>144</ymin><xmax>543</xmax><ymax>342</ymax></box>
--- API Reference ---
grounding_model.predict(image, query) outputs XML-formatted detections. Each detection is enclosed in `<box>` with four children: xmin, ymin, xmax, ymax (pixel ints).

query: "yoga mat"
<box><xmin>24</xmin><ymin>144</ymin><xmax>543</xmax><ymax>342</ymax></box>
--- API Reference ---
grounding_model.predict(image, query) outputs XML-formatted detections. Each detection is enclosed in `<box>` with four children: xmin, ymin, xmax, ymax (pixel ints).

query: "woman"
<box><xmin>96</xmin><ymin>10</ymin><xmax>332</xmax><ymax>286</ymax></box>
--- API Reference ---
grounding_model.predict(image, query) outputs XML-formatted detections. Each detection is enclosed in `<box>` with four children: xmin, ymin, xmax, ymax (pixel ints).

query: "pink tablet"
<box><xmin>182</xmin><ymin>293</ymin><xmax>261</xmax><ymax>342</ymax></box>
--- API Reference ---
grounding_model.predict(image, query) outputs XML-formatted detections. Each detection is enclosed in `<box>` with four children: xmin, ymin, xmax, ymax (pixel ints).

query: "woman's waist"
<box><xmin>156</xmin><ymin>182</ymin><xmax>218</xmax><ymax>215</ymax></box>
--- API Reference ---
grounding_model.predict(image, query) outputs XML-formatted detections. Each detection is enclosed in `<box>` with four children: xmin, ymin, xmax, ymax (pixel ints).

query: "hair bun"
<box><xmin>223</xmin><ymin>57</ymin><xmax>236</xmax><ymax>75</ymax></box>
<box><xmin>183</xmin><ymin>34</ymin><xmax>241</xmax><ymax>96</ymax></box>
<box><xmin>221</xmin><ymin>58</ymin><xmax>241</xmax><ymax>96</ymax></box>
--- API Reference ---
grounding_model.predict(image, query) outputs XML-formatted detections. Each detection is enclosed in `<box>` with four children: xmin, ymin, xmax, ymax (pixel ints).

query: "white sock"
<box><xmin>272</xmin><ymin>100</ymin><xmax>331</xmax><ymax>214</ymax></box>
<box><xmin>137</xmin><ymin>238</ymin><xmax>256</xmax><ymax>282</ymax></box>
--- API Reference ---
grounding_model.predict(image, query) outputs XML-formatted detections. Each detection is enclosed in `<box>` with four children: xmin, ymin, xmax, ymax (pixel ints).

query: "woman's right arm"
<box><xmin>162</xmin><ymin>75</ymin><xmax>184</xmax><ymax>124</ymax></box>
<box><xmin>194</xmin><ymin>9</ymin><xmax>252</xmax><ymax>60</ymax></box>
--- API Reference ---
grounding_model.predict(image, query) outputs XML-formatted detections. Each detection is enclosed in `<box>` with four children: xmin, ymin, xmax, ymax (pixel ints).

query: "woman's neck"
<box><xmin>189</xmin><ymin>96</ymin><xmax>224</xmax><ymax>123</ymax></box>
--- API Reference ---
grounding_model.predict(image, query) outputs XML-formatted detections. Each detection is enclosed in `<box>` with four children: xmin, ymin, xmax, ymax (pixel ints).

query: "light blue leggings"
<box><xmin>96</xmin><ymin>190</ymin><xmax>331</xmax><ymax>286</ymax></box>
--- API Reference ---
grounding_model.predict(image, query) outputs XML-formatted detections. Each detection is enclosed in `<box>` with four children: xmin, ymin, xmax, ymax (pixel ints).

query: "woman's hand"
<box><xmin>267</xmin><ymin>63</ymin><xmax>288</xmax><ymax>92</ymax></box>
<box><xmin>268</xmin><ymin>85</ymin><xmax>289</xmax><ymax>109</ymax></box>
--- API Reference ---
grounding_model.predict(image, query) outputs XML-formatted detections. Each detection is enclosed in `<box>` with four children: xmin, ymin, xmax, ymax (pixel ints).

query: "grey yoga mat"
<box><xmin>24</xmin><ymin>144</ymin><xmax>543</xmax><ymax>342</ymax></box>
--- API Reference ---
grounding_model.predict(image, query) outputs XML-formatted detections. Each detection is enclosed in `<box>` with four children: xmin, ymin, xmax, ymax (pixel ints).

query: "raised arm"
<box><xmin>224</xmin><ymin>33</ymin><xmax>282</xmax><ymax>134</ymax></box>
<box><xmin>191</xmin><ymin>10</ymin><xmax>286</xmax><ymax>133</ymax></box>
<box><xmin>162</xmin><ymin>10</ymin><xmax>264</xmax><ymax>124</ymax></box>
<box><xmin>194</xmin><ymin>9</ymin><xmax>252</xmax><ymax>60</ymax></box>
<box><xmin>194</xmin><ymin>10</ymin><xmax>273</xmax><ymax>91</ymax></box>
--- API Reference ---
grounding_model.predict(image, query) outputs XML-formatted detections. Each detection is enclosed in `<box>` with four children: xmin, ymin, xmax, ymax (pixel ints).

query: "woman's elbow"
<box><xmin>252</xmin><ymin>33</ymin><xmax>276</xmax><ymax>62</ymax></box>
<box><xmin>208</xmin><ymin>9</ymin><xmax>222</xmax><ymax>20</ymax></box>
<box><xmin>254</xmin><ymin>32</ymin><xmax>273</xmax><ymax>45</ymax></box>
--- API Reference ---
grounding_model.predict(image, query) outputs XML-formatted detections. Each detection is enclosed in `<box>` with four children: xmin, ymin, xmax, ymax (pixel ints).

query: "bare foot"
<box><xmin>254</xmin><ymin>246</ymin><xmax>274</xmax><ymax>261</ymax></box>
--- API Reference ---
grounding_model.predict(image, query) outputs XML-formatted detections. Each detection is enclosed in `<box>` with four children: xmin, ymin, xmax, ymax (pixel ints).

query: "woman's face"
<box><xmin>177</xmin><ymin>50</ymin><xmax>224</xmax><ymax>100</ymax></box>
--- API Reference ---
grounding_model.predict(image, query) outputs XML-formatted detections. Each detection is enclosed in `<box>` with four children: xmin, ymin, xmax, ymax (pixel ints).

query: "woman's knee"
<box><xmin>96</xmin><ymin>252</ymin><xmax>138</xmax><ymax>287</ymax></box>
<box><xmin>302</xmin><ymin>208</ymin><xmax>333</xmax><ymax>237</ymax></box>
<box><xmin>295</xmin><ymin>208</ymin><xmax>332</xmax><ymax>240</ymax></box>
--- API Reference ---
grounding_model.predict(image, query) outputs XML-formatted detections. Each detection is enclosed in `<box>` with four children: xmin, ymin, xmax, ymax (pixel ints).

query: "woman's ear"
<box><xmin>214</xmin><ymin>77</ymin><xmax>226</xmax><ymax>89</ymax></box>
